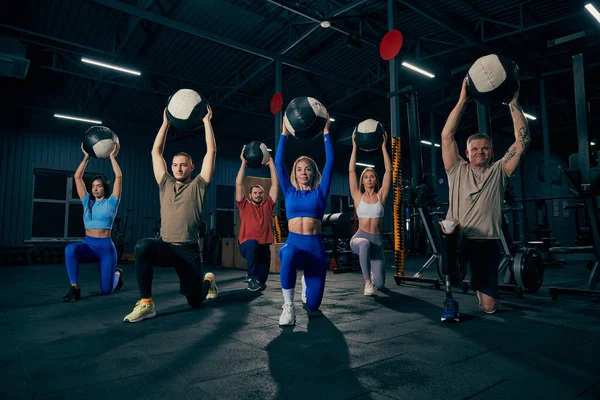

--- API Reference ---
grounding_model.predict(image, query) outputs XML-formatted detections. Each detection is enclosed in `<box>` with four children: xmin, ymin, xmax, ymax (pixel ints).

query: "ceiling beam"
<box><xmin>93</xmin><ymin>0</ymin><xmax>387</xmax><ymax>97</ymax></box>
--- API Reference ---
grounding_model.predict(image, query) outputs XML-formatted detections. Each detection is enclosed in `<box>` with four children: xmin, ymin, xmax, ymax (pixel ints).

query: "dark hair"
<box><xmin>249</xmin><ymin>185</ymin><xmax>264</xmax><ymax>193</ymax></box>
<box><xmin>87</xmin><ymin>175</ymin><xmax>111</xmax><ymax>217</ymax></box>
<box><xmin>173</xmin><ymin>152</ymin><xmax>193</xmax><ymax>164</ymax></box>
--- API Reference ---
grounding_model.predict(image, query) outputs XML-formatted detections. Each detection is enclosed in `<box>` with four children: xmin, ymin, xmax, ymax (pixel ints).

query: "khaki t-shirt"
<box><xmin>159</xmin><ymin>173</ymin><xmax>208</xmax><ymax>244</ymax></box>
<box><xmin>446</xmin><ymin>159</ymin><xmax>508</xmax><ymax>240</ymax></box>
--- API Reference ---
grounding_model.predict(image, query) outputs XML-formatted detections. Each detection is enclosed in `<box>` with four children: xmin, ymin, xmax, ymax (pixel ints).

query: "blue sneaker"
<box><xmin>441</xmin><ymin>298</ymin><xmax>459</xmax><ymax>322</ymax></box>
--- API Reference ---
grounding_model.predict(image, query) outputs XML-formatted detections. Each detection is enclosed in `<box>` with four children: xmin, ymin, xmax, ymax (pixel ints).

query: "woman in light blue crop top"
<box><xmin>62</xmin><ymin>141</ymin><xmax>123</xmax><ymax>302</ymax></box>
<box><xmin>274</xmin><ymin>114</ymin><xmax>333</xmax><ymax>326</ymax></box>
<box><xmin>349</xmin><ymin>131</ymin><xmax>392</xmax><ymax>296</ymax></box>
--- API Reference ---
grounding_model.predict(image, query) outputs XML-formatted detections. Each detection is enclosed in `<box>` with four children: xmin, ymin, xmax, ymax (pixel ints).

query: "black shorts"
<box><xmin>461</xmin><ymin>238</ymin><xmax>502</xmax><ymax>299</ymax></box>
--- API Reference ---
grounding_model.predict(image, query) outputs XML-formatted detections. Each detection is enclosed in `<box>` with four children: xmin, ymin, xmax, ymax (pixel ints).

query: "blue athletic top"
<box><xmin>275</xmin><ymin>133</ymin><xmax>334</xmax><ymax>220</ymax></box>
<box><xmin>82</xmin><ymin>193</ymin><xmax>120</xmax><ymax>230</ymax></box>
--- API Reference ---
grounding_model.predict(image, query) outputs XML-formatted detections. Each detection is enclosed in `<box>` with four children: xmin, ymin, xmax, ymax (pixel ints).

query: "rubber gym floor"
<box><xmin>1</xmin><ymin>257</ymin><xmax>598</xmax><ymax>400</ymax></box>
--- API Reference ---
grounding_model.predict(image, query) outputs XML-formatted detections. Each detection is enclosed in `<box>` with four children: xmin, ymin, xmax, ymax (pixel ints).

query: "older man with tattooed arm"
<box><xmin>438</xmin><ymin>78</ymin><xmax>531</xmax><ymax>322</ymax></box>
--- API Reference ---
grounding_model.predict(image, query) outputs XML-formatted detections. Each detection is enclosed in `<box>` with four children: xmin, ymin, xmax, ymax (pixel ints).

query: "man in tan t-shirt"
<box><xmin>439</xmin><ymin>78</ymin><xmax>530</xmax><ymax>322</ymax></box>
<box><xmin>124</xmin><ymin>107</ymin><xmax>218</xmax><ymax>323</ymax></box>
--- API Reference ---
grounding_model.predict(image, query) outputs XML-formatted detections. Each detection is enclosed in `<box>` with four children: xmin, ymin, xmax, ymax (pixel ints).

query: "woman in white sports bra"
<box><xmin>348</xmin><ymin>132</ymin><xmax>392</xmax><ymax>296</ymax></box>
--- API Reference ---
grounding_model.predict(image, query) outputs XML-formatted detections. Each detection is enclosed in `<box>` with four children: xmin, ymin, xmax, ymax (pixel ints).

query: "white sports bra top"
<box><xmin>356</xmin><ymin>193</ymin><xmax>384</xmax><ymax>219</ymax></box>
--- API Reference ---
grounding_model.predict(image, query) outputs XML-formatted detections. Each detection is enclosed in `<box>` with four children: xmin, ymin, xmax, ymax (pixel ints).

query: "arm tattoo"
<box><xmin>518</xmin><ymin>126</ymin><xmax>531</xmax><ymax>148</ymax></box>
<box><xmin>503</xmin><ymin>146</ymin><xmax>517</xmax><ymax>164</ymax></box>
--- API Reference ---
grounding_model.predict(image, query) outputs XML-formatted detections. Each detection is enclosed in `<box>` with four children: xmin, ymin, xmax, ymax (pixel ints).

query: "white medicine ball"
<box><xmin>83</xmin><ymin>126</ymin><xmax>119</xmax><ymax>159</ymax></box>
<box><xmin>354</xmin><ymin>119</ymin><xmax>384</xmax><ymax>152</ymax></box>
<box><xmin>283</xmin><ymin>96</ymin><xmax>328</xmax><ymax>139</ymax></box>
<box><xmin>466</xmin><ymin>54</ymin><xmax>519</xmax><ymax>106</ymax></box>
<box><xmin>166</xmin><ymin>89</ymin><xmax>209</xmax><ymax>131</ymax></box>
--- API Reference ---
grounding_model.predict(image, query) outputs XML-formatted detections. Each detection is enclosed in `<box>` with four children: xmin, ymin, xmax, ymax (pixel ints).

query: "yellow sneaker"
<box><xmin>123</xmin><ymin>300</ymin><xmax>156</xmax><ymax>323</ymax></box>
<box><xmin>205</xmin><ymin>272</ymin><xmax>218</xmax><ymax>299</ymax></box>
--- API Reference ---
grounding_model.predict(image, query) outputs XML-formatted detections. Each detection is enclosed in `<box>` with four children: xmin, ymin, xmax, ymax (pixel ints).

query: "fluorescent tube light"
<box><xmin>81</xmin><ymin>57</ymin><xmax>141</xmax><ymax>76</ymax></box>
<box><xmin>54</xmin><ymin>114</ymin><xmax>102</xmax><ymax>124</ymax></box>
<box><xmin>402</xmin><ymin>62</ymin><xmax>435</xmax><ymax>78</ymax></box>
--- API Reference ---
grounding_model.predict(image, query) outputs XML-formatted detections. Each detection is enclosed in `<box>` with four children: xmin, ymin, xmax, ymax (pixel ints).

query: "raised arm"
<box><xmin>266</xmin><ymin>153</ymin><xmax>279</xmax><ymax>203</ymax></box>
<box><xmin>199</xmin><ymin>106</ymin><xmax>216</xmax><ymax>183</ymax></box>
<box><xmin>151</xmin><ymin>109</ymin><xmax>169</xmax><ymax>185</ymax></box>
<box><xmin>236</xmin><ymin>148</ymin><xmax>246</xmax><ymax>202</ymax></box>
<box><xmin>319</xmin><ymin>116</ymin><xmax>334</xmax><ymax>196</ymax></box>
<box><xmin>275</xmin><ymin>122</ymin><xmax>292</xmax><ymax>193</ymax></box>
<box><xmin>109</xmin><ymin>143</ymin><xmax>122</xmax><ymax>199</ymax></box>
<box><xmin>441</xmin><ymin>78</ymin><xmax>469</xmax><ymax>171</ymax></box>
<box><xmin>378</xmin><ymin>133</ymin><xmax>392</xmax><ymax>204</ymax></box>
<box><xmin>348</xmin><ymin>132</ymin><xmax>360</xmax><ymax>201</ymax></box>
<box><xmin>502</xmin><ymin>90</ymin><xmax>531</xmax><ymax>177</ymax></box>
<box><xmin>74</xmin><ymin>144</ymin><xmax>90</xmax><ymax>200</ymax></box>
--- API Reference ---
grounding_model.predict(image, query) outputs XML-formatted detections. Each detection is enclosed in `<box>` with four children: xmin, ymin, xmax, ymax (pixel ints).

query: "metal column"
<box><xmin>430</xmin><ymin>111</ymin><xmax>436</xmax><ymax>177</ymax></box>
<box><xmin>540</xmin><ymin>79</ymin><xmax>553</xmax><ymax>231</ymax></box>
<box><xmin>274</xmin><ymin>60</ymin><xmax>282</xmax><ymax>217</ymax></box>
<box><xmin>477</xmin><ymin>103</ymin><xmax>491</xmax><ymax>137</ymax></box>
<box><xmin>407</xmin><ymin>92</ymin><xmax>424</xmax><ymax>186</ymax></box>
<box><xmin>388</xmin><ymin>0</ymin><xmax>401</xmax><ymax>141</ymax></box>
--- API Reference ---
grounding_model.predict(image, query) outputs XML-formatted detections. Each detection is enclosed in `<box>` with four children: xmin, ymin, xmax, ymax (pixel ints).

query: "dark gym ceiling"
<box><xmin>1</xmin><ymin>0</ymin><xmax>599</xmax><ymax>163</ymax></box>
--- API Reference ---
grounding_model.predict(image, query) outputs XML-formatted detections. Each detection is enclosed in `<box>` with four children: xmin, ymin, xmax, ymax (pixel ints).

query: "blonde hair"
<box><xmin>290</xmin><ymin>156</ymin><xmax>321</xmax><ymax>190</ymax></box>
<box><xmin>359</xmin><ymin>167</ymin><xmax>379</xmax><ymax>193</ymax></box>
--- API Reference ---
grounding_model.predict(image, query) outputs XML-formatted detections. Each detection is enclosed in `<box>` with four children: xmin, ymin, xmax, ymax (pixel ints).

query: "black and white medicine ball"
<box><xmin>283</xmin><ymin>97</ymin><xmax>328</xmax><ymax>139</ymax></box>
<box><xmin>166</xmin><ymin>89</ymin><xmax>209</xmax><ymax>131</ymax></box>
<box><xmin>466</xmin><ymin>54</ymin><xmax>519</xmax><ymax>106</ymax></box>
<box><xmin>243</xmin><ymin>141</ymin><xmax>270</xmax><ymax>169</ymax></box>
<box><xmin>354</xmin><ymin>119</ymin><xmax>384</xmax><ymax>152</ymax></box>
<box><xmin>83</xmin><ymin>126</ymin><xmax>119</xmax><ymax>159</ymax></box>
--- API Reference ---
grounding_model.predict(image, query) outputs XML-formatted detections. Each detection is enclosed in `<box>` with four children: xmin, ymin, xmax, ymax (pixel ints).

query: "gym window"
<box><xmin>31</xmin><ymin>169</ymin><xmax>98</xmax><ymax>239</ymax></box>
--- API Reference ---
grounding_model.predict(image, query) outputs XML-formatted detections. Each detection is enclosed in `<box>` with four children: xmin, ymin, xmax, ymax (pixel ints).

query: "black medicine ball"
<box><xmin>354</xmin><ymin>119</ymin><xmax>384</xmax><ymax>152</ymax></box>
<box><xmin>83</xmin><ymin>126</ymin><xmax>119</xmax><ymax>159</ymax></box>
<box><xmin>466</xmin><ymin>54</ymin><xmax>519</xmax><ymax>106</ymax></box>
<box><xmin>166</xmin><ymin>89</ymin><xmax>209</xmax><ymax>131</ymax></box>
<box><xmin>243</xmin><ymin>141</ymin><xmax>269</xmax><ymax>169</ymax></box>
<box><xmin>283</xmin><ymin>96</ymin><xmax>328</xmax><ymax>139</ymax></box>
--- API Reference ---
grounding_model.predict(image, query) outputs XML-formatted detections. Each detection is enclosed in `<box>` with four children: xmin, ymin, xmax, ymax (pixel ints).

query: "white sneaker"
<box><xmin>204</xmin><ymin>272</ymin><xmax>218</xmax><ymax>299</ymax></box>
<box><xmin>364</xmin><ymin>281</ymin><xmax>375</xmax><ymax>296</ymax></box>
<box><xmin>279</xmin><ymin>303</ymin><xmax>296</xmax><ymax>326</ymax></box>
<box><xmin>301</xmin><ymin>275</ymin><xmax>307</xmax><ymax>304</ymax></box>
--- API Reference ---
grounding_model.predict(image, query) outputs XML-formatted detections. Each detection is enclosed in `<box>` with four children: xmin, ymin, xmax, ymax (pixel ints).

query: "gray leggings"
<box><xmin>350</xmin><ymin>229</ymin><xmax>385</xmax><ymax>289</ymax></box>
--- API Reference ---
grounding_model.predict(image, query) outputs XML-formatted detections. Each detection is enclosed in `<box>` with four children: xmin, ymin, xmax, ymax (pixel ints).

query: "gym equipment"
<box><xmin>283</xmin><ymin>96</ymin><xmax>328</xmax><ymax>139</ymax></box>
<box><xmin>466</xmin><ymin>54</ymin><xmax>519</xmax><ymax>106</ymax></box>
<box><xmin>242</xmin><ymin>141</ymin><xmax>269</xmax><ymax>169</ymax></box>
<box><xmin>321</xmin><ymin>213</ymin><xmax>358</xmax><ymax>273</ymax></box>
<box><xmin>82</xmin><ymin>126</ymin><xmax>119</xmax><ymax>159</ymax></box>
<box><xmin>354</xmin><ymin>119</ymin><xmax>385</xmax><ymax>152</ymax></box>
<box><xmin>166</xmin><ymin>89</ymin><xmax>209</xmax><ymax>131</ymax></box>
<box><xmin>112</xmin><ymin>209</ymin><xmax>132</xmax><ymax>262</ymax></box>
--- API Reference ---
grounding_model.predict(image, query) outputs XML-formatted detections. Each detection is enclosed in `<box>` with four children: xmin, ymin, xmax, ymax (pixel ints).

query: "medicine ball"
<box><xmin>166</xmin><ymin>89</ymin><xmax>209</xmax><ymax>131</ymax></box>
<box><xmin>283</xmin><ymin>97</ymin><xmax>328</xmax><ymax>139</ymax></box>
<box><xmin>354</xmin><ymin>119</ymin><xmax>384</xmax><ymax>151</ymax></box>
<box><xmin>243</xmin><ymin>141</ymin><xmax>269</xmax><ymax>169</ymax></box>
<box><xmin>466</xmin><ymin>54</ymin><xmax>519</xmax><ymax>106</ymax></box>
<box><xmin>83</xmin><ymin>126</ymin><xmax>119</xmax><ymax>159</ymax></box>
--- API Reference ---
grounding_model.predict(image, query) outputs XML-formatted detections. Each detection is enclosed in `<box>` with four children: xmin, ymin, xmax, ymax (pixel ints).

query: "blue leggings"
<box><xmin>279</xmin><ymin>232</ymin><xmax>327</xmax><ymax>310</ymax></box>
<box><xmin>65</xmin><ymin>236</ymin><xmax>119</xmax><ymax>295</ymax></box>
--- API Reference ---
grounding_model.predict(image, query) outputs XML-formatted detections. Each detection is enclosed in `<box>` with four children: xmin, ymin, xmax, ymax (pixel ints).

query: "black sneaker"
<box><xmin>63</xmin><ymin>286</ymin><xmax>81</xmax><ymax>302</ymax></box>
<box><xmin>114</xmin><ymin>268</ymin><xmax>124</xmax><ymax>291</ymax></box>
<box><xmin>247</xmin><ymin>278</ymin><xmax>262</xmax><ymax>292</ymax></box>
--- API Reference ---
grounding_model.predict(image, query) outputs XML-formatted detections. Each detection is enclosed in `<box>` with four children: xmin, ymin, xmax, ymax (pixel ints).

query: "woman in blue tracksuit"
<box><xmin>63</xmin><ymin>142</ymin><xmax>123</xmax><ymax>301</ymax></box>
<box><xmin>275</xmin><ymin>115</ymin><xmax>333</xmax><ymax>326</ymax></box>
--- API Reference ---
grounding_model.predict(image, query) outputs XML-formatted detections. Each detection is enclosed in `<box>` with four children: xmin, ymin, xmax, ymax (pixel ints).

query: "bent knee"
<box><xmin>480</xmin><ymin>299</ymin><xmax>498</xmax><ymax>314</ymax></box>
